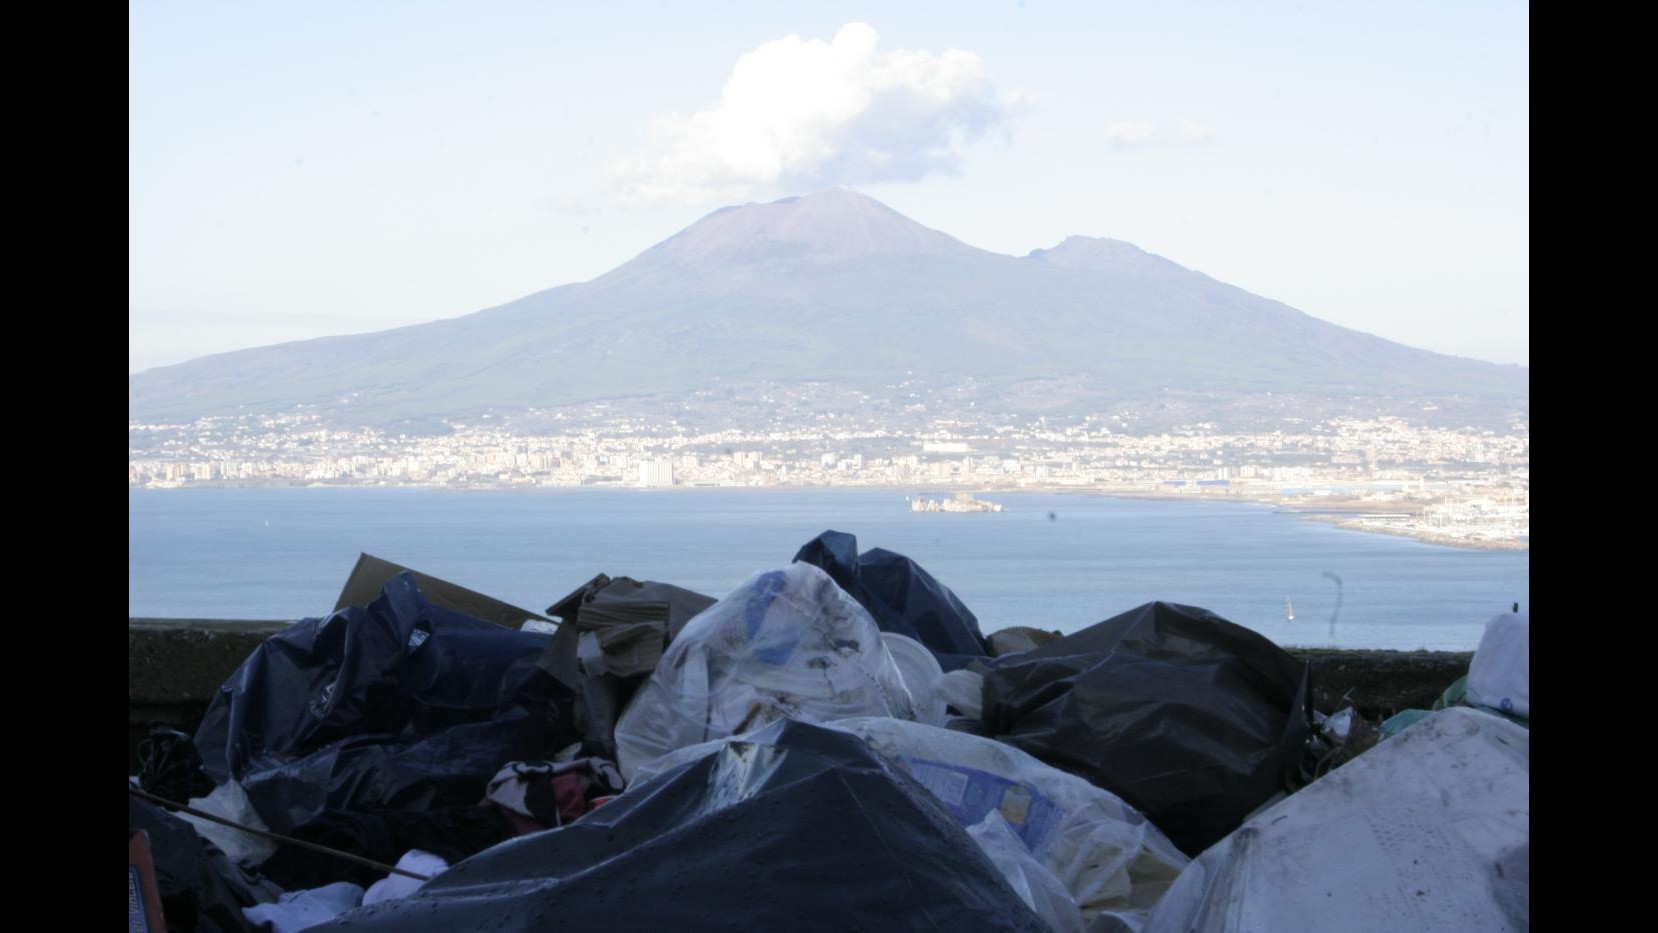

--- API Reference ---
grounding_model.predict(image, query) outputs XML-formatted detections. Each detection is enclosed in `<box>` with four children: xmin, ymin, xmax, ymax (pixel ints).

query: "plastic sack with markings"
<box><xmin>613</xmin><ymin>562</ymin><xmax>918</xmax><ymax>779</ymax></box>
<box><xmin>826</xmin><ymin>717</ymin><xmax>1188</xmax><ymax>928</ymax></box>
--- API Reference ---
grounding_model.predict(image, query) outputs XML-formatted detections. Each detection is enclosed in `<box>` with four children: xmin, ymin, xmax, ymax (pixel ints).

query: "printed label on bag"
<box><xmin>900</xmin><ymin>757</ymin><xmax>1060</xmax><ymax>852</ymax></box>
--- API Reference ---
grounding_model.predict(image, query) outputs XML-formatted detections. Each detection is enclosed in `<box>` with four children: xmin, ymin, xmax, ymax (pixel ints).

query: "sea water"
<box><xmin>128</xmin><ymin>487</ymin><xmax>1528</xmax><ymax>650</ymax></box>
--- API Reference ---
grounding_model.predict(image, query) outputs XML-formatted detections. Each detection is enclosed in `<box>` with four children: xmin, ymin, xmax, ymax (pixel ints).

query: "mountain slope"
<box><xmin>129</xmin><ymin>189</ymin><xmax>1527</xmax><ymax>425</ymax></box>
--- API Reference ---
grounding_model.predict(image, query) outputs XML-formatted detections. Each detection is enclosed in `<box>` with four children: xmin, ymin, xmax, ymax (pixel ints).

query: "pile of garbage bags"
<box><xmin>311</xmin><ymin>719</ymin><xmax>1054</xmax><ymax>932</ymax></box>
<box><xmin>193</xmin><ymin>573</ymin><xmax>576</xmax><ymax>837</ymax></box>
<box><xmin>631</xmin><ymin>715</ymin><xmax>1191</xmax><ymax>932</ymax></box>
<box><xmin>128</xmin><ymin>532</ymin><xmax>1530</xmax><ymax>932</ymax></box>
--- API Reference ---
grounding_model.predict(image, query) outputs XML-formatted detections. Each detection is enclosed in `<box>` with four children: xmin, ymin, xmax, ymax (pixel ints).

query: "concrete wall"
<box><xmin>129</xmin><ymin>619</ymin><xmax>290</xmax><ymax>767</ymax></box>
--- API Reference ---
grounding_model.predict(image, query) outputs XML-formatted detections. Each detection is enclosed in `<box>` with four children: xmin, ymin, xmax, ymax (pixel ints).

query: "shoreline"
<box><xmin>129</xmin><ymin>481</ymin><xmax>1528</xmax><ymax>554</ymax></box>
<box><xmin>1314</xmin><ymin>515</ymin><xmax>1528</xmax><ymax>552</ymax></box>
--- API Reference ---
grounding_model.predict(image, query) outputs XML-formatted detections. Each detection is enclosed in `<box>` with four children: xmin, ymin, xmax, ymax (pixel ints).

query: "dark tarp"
<box><xmin>793</xmin><ymin>529</ymin><xmax>990</xmax><ymax>670</ymax></box>
<box><xmin>129</xmin><ymin>796</ymin><xmax>279</xmax><ymax>933</ymax></box>
<box><xmin>193</xmin><ymin>573</ymin><xmax>576</xmax><ymax>835</ymax></box>
<box><xmin>333</xmin><ymin>552</ymin><xmax>549</xmax><ymax>628</ymax></box>
<box><xmin>538</xmin><ymin>574</ymin><xmax>716</xmax><ymax>757</ymax></box>
<box><xmin>135</xmin><ymin>727</ymin><xmax>216</xmax><ymax>803</ymax></box>
<box><xmin>258</xmin><ymin>804</ymin><xmax>513</xmax><ymax>890</ymax></box>
<box><xmin>311</xmin><ymin>719</ymin><xmax>1049</xmax><ymax>932</ymax></box>
<box><xmin>981</xmin><ymin>601</ymin><xmax>1313</xmax><ymax>857</ymax></box>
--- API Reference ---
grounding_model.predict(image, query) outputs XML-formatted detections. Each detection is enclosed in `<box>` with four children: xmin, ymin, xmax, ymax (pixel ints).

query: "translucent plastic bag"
<box><xmin>826</xmin><ymin>717</ymin><xmax>1189</xmax><ymax>926</ymax></box>
<box><xmin>613</xmin><ymin>563</ymin><xmax>918</xmax><ymax>779</ymax></box>
<box><xmin>968</xmin><ymin>811</ymin><xmax>1086</xmax><ymax>933</ymax></box>
<box><xmin>633</xmin><ymin>716</ymin><xmax>1187</xmax><ymax>929</ymax></box>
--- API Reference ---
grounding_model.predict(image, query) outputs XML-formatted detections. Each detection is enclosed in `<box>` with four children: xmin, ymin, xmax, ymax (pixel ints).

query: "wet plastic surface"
<box><xmin>982</xmin><ymin>601</ymin><xmax>1312</xmax><ymax>856</ymax></box>
<box><xmin>193</xmin><ymin>573</ymin><xmax>576</xmax><ymax>834</ymax></box>
<box><xmin>312</xmin><ymin>719</ymin><xmax>1052</xmax><ymax>932</ymax></box>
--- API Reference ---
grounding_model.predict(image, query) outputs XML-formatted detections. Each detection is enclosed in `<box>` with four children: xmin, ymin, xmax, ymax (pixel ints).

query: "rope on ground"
<box><xmin>126</xmin><ymin>784</ymin><xmax>433</xmax><ymax>882</ymax></box>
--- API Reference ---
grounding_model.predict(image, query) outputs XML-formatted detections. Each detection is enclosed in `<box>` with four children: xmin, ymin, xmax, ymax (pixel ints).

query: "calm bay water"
<box><xmin>128</xmin><ymin>487</ymin><xmax>1528</xmax><ymax>651</ymax></box>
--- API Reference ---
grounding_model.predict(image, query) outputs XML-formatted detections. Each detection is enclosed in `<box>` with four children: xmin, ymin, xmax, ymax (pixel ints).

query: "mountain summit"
<box><xmin>129</xmin><ymin>190</ymin><xmax>1527</xmax><ymax>427</ymax></box>
<box><xmin>640</xmin><ymin>188</ymin><xmax>979</xmax><ymax>266</ymax></box>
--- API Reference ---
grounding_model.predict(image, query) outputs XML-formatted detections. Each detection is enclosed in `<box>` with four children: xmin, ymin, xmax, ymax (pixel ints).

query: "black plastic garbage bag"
<box><xmin>794</xmin><ymin>529</ymin><xmax>990</xmax><ymax>670</ymax></box>
<box><xmin>136</xmin><ymin>727</ymin><xmax>216</xmax><ymax>803</ymax></box>
<box><xmin>310</xmin><ymin>719</ymin><xmax>1051</xmax><ymax>932</ymax></box>
<box><xmin>981</xmin><ymin>601</ymin><xmax>1312</xmax><ymax>856</ymax></box>
<box><xmin>259</xmin><ymin>803</ymin><xmax>512</xmax><ymax>890</ymax></box>
<box><xmin>193</xmin><ymin>573</ymin><xmax>576</xmax><ymax>834</ymax></box>
<box><xmin>129</xmin><ymin>795</ymin><xmax>280</xmax><ymax>933</ymax></box>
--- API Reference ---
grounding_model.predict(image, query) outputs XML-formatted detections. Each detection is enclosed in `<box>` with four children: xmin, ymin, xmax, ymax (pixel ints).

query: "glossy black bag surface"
<box><xmin>982</xmin><ymin>601</ymin><xmax>1312</xmax><ymax>856</ymax></box>
<box><xmin>312</xmin><ymin>719</ymin><xmax>1050</xmax><ymax>932</ymax></box>
<box><xmin>794</xmin><ymin>529</ymin><xmax>990</xmax><ymax>670</ymax></box>
<box><xmin>193</xmin><ymin>573</ymin><xmax>575</xmax><ymax>834</ymax></box>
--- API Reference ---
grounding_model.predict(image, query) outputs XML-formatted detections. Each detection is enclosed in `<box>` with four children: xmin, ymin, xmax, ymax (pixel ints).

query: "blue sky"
<box><xmin>129</xmin><ymin>1</ymin><xmax>1528</xmax><ymax>372</ymax></box>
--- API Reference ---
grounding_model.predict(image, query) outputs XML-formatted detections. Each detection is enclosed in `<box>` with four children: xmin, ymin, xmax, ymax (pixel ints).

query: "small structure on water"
<box><xmin>908</xmin><ymin>492</ymin><xmax>1005</xmax><ymax>513</ymax></box>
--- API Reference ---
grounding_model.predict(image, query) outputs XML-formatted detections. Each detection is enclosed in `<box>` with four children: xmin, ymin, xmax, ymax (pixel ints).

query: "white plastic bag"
<box><xmin>1142</xmin><ymin>707</ymin><xmax>1529</xmax><ymax>933</ymax></box>
<box><xmin>936</xmin><ymin>667</ymin><xmax>986</xmax><ymax>720</ymax></box>
<box><xmin>242</xmin><ymin>882</ymin><xmax>364</xmax><ymax>932</ymax></box>
<box><xmin>178</xmin><ymin>781</ymin><xmax>277</xmax><ymax>867</ymax></box>
<box><xmin>1466</xmin><ymin>611</ymin><xmax>1529</xmax><ymax>718</ymax></box>
<box><xmin>361</xmin><ymin>850</ymin><xmax>448</xmax><ymax>906</ymax></box>
<box><xmin>882</xmin><ymin>632</ymin><xmax>948</xmax><ymax>726</ymax></box>
<box><xmin>613</xmin><ymin>563</ymin><xmax>917</xmax><ymax>779</ymax></box>
<box><xmin>826</xmin><ymin>717</ymin><xmax>1189</xmax><ymax>926</ymax></box>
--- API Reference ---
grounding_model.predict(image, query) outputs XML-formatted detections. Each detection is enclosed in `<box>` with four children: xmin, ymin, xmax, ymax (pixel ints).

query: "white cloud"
<box><xmin>1104</xmin><ymin>120</ymin><xmax>1216</xmax><ymax>150</ymax></box>
<box><xmin>611</xmin><ymin>23</ymin><xmax>1018</xmax><ymax>206</ymax></box>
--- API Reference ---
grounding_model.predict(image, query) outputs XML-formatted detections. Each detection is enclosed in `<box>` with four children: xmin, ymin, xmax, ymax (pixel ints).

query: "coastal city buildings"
<box><xmin>129</xmin><ymin>412</ymin><xmax>1528</xmax><ymax>550</ymax></box>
